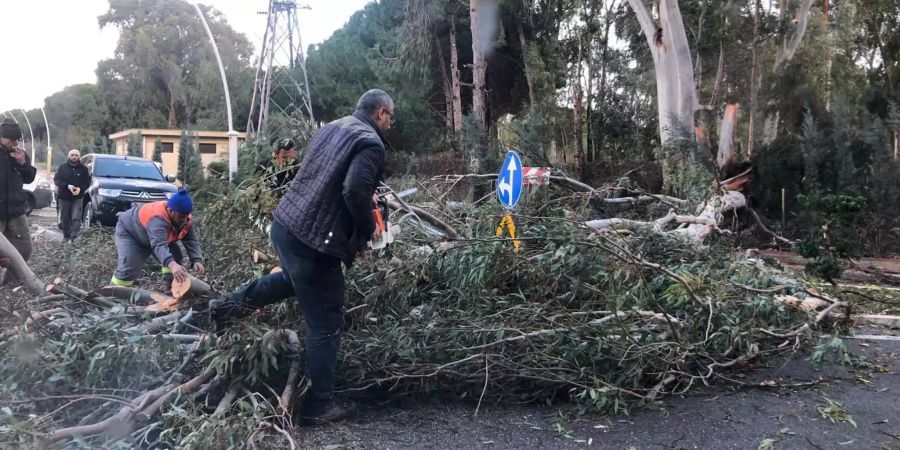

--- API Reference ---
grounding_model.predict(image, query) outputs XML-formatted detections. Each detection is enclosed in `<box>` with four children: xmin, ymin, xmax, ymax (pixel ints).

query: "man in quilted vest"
<box><xmin>109</xmin><ymin>188</ymin><xmax>205</xmax><ymax>291</ymax></box>
<box><xmin>210</xmin><ymin>89</ymin><xmax>393</xmax><ymax>424</ymax></box>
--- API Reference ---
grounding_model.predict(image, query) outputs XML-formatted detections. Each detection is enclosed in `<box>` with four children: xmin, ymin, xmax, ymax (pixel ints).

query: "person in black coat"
<box><xmin>54</xmin><ymin>149</ymin><xmax>92</xmax><ymax>242</ymax></box>
<box><xmin>0</xmin><ymin>119</ymin><xmax>37</xmax><ymax>284</ymax></box>
<box><xmin>210</xmin><ymin>89</ymin><xmax>394</xmax><ymax>424</ymax></box>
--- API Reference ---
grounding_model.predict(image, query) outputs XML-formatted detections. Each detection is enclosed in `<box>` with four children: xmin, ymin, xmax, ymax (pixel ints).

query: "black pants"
<box><xmin>226</xmin><ymin>220</ymin><xmax>346</xmax><ymax>408</ymax></box>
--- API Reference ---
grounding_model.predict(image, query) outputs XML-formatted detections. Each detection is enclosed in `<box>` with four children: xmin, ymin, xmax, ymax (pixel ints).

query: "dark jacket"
<box><xmin>255</xmin><ymin>158</ymin><xmax>299</xmax><ymax>191</ymax></box>
<box><xmin>54</xmin><ymin>161</ymin><xmax>92</xmax><ymax>200</ymax></box>
<box><xmin>273</xmin><ymin>110</ymin><xmax>387</xmax><ymax>265</ymax></box>
<box><xmin>0</xmin><ymin>146</ymin><xmax>37</xmax><ymax>220</ymax></box>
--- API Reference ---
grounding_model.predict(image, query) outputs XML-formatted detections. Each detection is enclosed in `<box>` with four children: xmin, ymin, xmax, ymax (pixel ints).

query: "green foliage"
<box><xmin>176</xmin><ymin>132</ymin><xmax>203</xmax><ymax>189</ymax></box>
<box><xmin>795</xmin><ymin>194</ymin><xmax>864</xmax><ymax>283</ymax></box>
<box><xmin>152</xmin><ymin>137</ymin><xmax>163</xmax><ymax>163</ymax></box>
<box><xmin>817</xmin><ymin>397</ymin><xmax>857</xmax><ymax>428</ymax></box>
<box><xmin>126</xmin><ymin>133</ymin><xmax>141</xmax><ymax>157</ymax></box>
<box><xmin>96</xmin><ymin>0</ymin><xmax>254</xmax><ymax>130</ymax></box>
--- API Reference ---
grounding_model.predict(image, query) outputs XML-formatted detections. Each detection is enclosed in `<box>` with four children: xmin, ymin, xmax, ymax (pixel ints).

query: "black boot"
<box><xmin>297</xmin><ymin>398</ymin><xmax>355</xmax><ymax>426</ymax></box>
<box><xmin>207</xmin><ymin>297</ymin><xmax>255</xmax><ymax>333</ymax></box>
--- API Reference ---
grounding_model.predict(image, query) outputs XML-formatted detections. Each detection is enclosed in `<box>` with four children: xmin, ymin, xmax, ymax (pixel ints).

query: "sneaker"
<box><xmin>297</xmin><ymin>400</ymin><xmax>355</xmax><ymax>426</ymax></box>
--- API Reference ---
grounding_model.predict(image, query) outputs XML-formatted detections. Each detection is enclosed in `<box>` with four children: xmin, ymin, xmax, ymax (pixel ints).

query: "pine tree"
<box><xmin>177</xmin><ymin>132</ymin><xmax>203</xmax><ymax>189</ymax></box>
<box><xmin>152</xmin><ymin>137</ymin><xmax>163</xmax><ymax>163</ymax></box>
<box><xmin>126</xmin><ymin>133</ymin><xmax>142</xmax><ymax>157</ymax></box>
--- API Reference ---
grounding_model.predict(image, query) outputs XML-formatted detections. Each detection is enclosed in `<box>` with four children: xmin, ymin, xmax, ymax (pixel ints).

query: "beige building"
<box><xmin>108</xmin><ymin>129</ymin><xmax>247</xmax><ymax>176</ymax></box>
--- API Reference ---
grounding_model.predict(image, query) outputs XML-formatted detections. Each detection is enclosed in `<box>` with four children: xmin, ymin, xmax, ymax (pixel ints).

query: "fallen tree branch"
<box><xmin>278</xmin><ymin>330</ymin><xmax>302</xmax><ymax>414</ymax></box>
<box><xmin>0</xmin><ymin>231</ymin><xmax>44</xmax><ymax>295</ymax></box>
<box><xmin>43</xmin><ymin>383</ymin><xmax>173</xmax><ymax>446</ymax></box>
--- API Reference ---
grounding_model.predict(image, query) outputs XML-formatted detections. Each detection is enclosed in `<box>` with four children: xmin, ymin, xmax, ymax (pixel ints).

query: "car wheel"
<box><xmin>24</xmin><ymin>197</ymin><xmax>34</xmax><ymax>216</ymax></box>
<box><xmin>82</xmin><ymin>206</ymin><xmax>94</xmax><ymax>230</ymax></box>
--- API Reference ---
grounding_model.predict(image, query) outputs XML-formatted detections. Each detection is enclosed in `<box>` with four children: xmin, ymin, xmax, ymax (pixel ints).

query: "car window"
<box><xmin>93</xmin><ymin>158</ymin><xmax>164</xmax><ymax>181</ymax></box>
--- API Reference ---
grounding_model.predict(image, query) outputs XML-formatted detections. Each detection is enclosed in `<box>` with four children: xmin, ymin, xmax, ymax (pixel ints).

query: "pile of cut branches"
<box><xmin>0</xmin><ymin>175</ymin><xmax>842</xmax><ymax>448</ymax></box>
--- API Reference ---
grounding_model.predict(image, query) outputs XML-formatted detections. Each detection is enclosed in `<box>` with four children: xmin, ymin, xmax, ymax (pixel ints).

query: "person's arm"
<box><xmin>16</xmin><ymin>153</ymin><xmax>36</xmax><ymax>184</ymax></box>
<box><xmin>78</xmin><ymin>166</ymin><xmax>92</xmax><ymax>190</ymax></box>
<box><xmin>342</xmin><ymin>145</ymin><xmax>385</xmax><ymax>237</ymax></box>
<box><xmin>181</xmin><ymin>224</ymin><xmax>203</xmax><ymax>263</ymax></box>
<box><xmin>145</xmin><ymin>216</ymin><xmax>175</xmax><ymax>266</ymax></box>
<box><xmin>53</xmin><ymin>165</ymin><xmax>67</xmax><ymax>191</ymax></box>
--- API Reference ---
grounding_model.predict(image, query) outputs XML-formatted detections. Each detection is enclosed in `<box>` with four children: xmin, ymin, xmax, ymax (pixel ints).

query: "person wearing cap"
<box><xmin>0</xmin><ymin>119</ymin><xmax>37</xmax><ymax>283</ymax></box>
<box><xmin>255</xmin><ymin>138</ymin><xmax>299</xmax><ymax>192</ymax></box>
<box><xmin>54</xmin><ymin>149</ymin><xmax>91</xmax><ymax>242</ymax></box>
<box><xmin>109</xmin><ymin>188</ymin><xmax>205</xmax><ymax>292</ymax></box>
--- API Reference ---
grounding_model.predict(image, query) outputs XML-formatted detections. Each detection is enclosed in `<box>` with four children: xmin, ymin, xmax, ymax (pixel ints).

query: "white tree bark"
<box><xmin>627</xmin><ymin>0</ymin><xmax>698</xmax><ymax>145</ymax></box>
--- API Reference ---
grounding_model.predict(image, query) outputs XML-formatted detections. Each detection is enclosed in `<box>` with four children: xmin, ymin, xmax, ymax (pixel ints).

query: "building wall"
<box><xmin>109</xmin><ymin>130</ymin><xmax>244</xmax><ymax>181</ymax></box>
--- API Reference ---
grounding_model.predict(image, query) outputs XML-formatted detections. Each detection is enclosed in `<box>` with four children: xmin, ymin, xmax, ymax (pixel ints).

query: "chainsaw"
<box><xmin>368</xmin><ymin>187</ymin><xmax>416</xmax><ymax>250</ymax></box>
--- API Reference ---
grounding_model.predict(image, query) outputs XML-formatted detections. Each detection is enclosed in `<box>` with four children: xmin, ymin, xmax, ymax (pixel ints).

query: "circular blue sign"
<box><xmin>497</xmin><ymin>150</ymin><xmax>523</xmax><ymax>209</ymax></box>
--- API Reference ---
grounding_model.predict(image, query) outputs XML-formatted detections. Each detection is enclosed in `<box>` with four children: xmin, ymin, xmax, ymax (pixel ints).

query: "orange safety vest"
<box><xmin>138</xmin><ymin>201</ymin><xmax>193</xmax><ymax>243</ymax></box>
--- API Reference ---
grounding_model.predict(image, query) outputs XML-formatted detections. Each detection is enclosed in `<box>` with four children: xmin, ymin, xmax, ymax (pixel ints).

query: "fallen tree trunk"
<box><xmin>171</xmin><ymin>275</ymin><xmax>213</xmax><ymax>300</ymax></box>
<box><xmin>0</xmin><ymin>232</ymin><xmax>44</xmax><ymax>295</ymax></box>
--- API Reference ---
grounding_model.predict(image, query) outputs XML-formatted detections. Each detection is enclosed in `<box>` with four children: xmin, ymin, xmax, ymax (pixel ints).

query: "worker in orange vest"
<box><xmin>109</xmin><ymin>189</ymin><xmax>205</xmax><ymax>291</ymax></box>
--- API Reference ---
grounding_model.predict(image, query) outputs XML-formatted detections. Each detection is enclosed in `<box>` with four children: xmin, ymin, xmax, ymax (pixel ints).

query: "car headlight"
<box><xmin>165</xmin><ymin>192</ymin><xmax>175</xmax><ymax>199</ymax></box>
<box><xmin>98</xmin><ymin>188</ymin><xmax>122</xmax><ymax>197</ymax></box>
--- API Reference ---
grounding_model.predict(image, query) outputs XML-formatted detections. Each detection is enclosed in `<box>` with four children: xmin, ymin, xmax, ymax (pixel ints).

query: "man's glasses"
<box><xmin>382</xmin><ymin>108</ymin><xmax>395</xmax><ymax>125</ymax></box>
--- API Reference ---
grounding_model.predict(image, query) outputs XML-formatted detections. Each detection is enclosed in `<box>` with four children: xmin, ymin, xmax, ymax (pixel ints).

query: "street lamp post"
<box><xmin>19</xmin><ymin>109</ymin><xmax>35</xmax><ymax>163</ymax></box>
<box><xmin>40</xmin><ymin>107</ymin><xmax>51</xmax><ymax>173</ymax></box>
<box><xmin>193</xmin><ymin>2</ymin><xmax>239</xmax><ymax>182</ymax></box>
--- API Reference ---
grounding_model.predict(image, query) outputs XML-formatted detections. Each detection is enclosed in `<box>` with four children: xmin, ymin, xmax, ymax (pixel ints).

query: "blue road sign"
<box><xmin>497</xmin><ymin>149</ymin><xmax>523</xmax><ymax>209</ymax></box>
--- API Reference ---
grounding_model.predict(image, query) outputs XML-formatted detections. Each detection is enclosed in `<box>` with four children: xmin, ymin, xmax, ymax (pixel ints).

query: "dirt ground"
<box><xmin>21</xmin><ymin>206</ymin><xmax>900</xmax><ymax>450</ymax></box>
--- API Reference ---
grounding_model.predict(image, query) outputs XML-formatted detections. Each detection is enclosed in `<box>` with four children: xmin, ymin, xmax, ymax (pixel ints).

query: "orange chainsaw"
<box><xmin>368</xmin><ymin>188</ymin><xmax>415</xmax><ymax>249</ymax></box>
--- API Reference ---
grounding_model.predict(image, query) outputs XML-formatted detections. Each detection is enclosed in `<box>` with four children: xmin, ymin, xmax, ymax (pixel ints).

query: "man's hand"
<box><xmin>0</xmin><ymin>257</ymin><xmax>9</xmax><ymax>268</ymax></box>
<box><xmin>11</xmin><ymin>147</ymin><xmax>26</xmax><ymax>166</ymax></box>
<box><xmin>192</xmin><ymin>261</ymin><xmax>206</xmax><ymax>277</ymax></box>
<box><xmin>372</xmin><ymin>193</ymin><xmax>380</xmax><ymax>207</ymax></box>
<box><xmin>167</xmin><ymin>262</ymin><xmax>189</xmax><ymax>283</ymax></box>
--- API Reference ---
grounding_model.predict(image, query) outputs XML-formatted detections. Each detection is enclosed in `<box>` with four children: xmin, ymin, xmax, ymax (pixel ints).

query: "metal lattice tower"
<box><xmin>247</xmin><ymin>0</ymin><xmax>315</xmax><ymax>142</ymax></box>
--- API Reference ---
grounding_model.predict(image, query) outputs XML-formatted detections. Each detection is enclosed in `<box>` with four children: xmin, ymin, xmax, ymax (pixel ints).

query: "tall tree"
<box><xmin>126</xmin><ymin>132</ymin><xmax>142</xmax><ymax>157</ymax></box>
<box><xmin>152</xmin><ymin>137</ymin><xmax>163</xmax><ymax>163</ymax></box>
<box><xmin>177</xmin><ymin>132</ymin><xmax>203</xmax><ymax>189</ymax></box>
<box><xmin>97</xmin><ymin>0</ymin><xmax>253</xmax><ymax>131</ymax></box>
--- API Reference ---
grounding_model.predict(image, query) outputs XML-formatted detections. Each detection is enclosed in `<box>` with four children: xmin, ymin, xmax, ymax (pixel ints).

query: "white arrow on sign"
<box><xmin>499</xmin><ymin>157</ymin><xmax>518</xmax><ymax>204</ymax></box>
<box><xmin>498</xmin><ymin>178</ymin><xmax>512</xmax><ymax>201</ymax></box>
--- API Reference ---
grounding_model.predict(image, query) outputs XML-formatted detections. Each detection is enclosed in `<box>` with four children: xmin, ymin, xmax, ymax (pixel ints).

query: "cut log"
<box><xmin>100</xmin><ymin>286</ymin><xmax>178</xmax><ymax>312</ymax></box>
<box><xmin>171</xmin><ymin>275</ymin><xmax>213</xmax><ymax>300</ymax></box>
<box><xmin>0</xmin><ymin>231</ymin><xmax>44</xmax><ymax>295</ymax></box>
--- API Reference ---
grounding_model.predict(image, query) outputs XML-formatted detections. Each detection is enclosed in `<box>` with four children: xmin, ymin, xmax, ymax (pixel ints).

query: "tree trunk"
<box><xmin>516</xmin><ymin>18</ymin><xmax>535</xmax><ymax>110</ymax></box>
<box><xmin>764</xmin><ymin>0</ymin><xmax>815</xmax><ymax>145</ymax></box>
<box><xmin>717</xmin><ymin>103</ymin><xmax>739</xmax><ymax>172</ymax></box>
<box><xmin>470</xmin><ymin>0</ymin><xmax>487</xmax><ymax>127</ymax></box>
<box><xmin>0</xmin><ymin>233</ymin><xmax>43</xmax><ymax>296</ymax></box>
<box><xmin>435</xmin><ymin>35</ymin><xmax>455</xmax><ymax>129</ymax></box>
<box><xmin>167</xmin><ymin>93</ymin><xmax>177</xmax><ymax>129</ymax></box>
<box><xmin>468</xmin><ymin>0</ymin><xmax>489</xmax><ymax>200</ymax></box>
<box><xmin>449</xmin><ymin>17</ymin><xmax>463</xmax><ymax>133</ymax></box>
<box><xmin>573</xmin><ymin>38</ymin><xmax>586</xmax><ymax>180</ymax></box>
<box><xmin>823</xmin><ymin>0</ymin><xmax>832</xmax><ymax>112</ymax></box>
<box><xmin>596</xmin><ymin>3</ymin><xmax>614</xmax><ymax>161</ymax></box>
<box><xmin>626</xmin><ymin>0</ymin><xmax>703</xmax><ymax>195</ymax></box>
<box><xmin>748</xmin><ymin>0</ymin><xmax>761</xmax><ymax>158</ymax></box>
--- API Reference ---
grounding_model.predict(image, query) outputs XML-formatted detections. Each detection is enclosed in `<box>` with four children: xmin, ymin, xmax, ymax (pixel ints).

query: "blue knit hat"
<box><xmin>167</xmin><ymin>188</ymin><xmax>193</xmax><ymax>214</ymax></box>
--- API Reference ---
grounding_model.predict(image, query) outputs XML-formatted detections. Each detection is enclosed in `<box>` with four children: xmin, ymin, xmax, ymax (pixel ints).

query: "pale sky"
<box><xmin>0</xmin><ymin>0</ymin><xmax>372</xmax><ymax>112</ymax></box>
